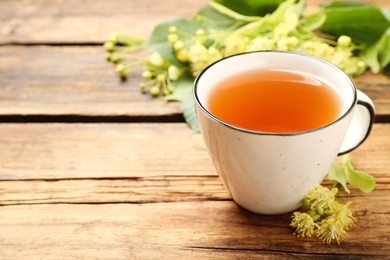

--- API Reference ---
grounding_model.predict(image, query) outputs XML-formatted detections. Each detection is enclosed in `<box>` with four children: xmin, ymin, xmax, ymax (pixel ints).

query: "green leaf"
<box><xmin>377</xmin><ymin>29</ymin><xmax>390</xmax><ymax>69</ymax></box>
<box><xmin>320</xmin><ymin>1</ymin><xmax>369</xmax><ymax>8</ymax></box>
<box><xmin>302</xmin><ymin>11</ymin><xmax>326</xmax><ymax>31</ymax></box>
<box><xmin>195</xmin><ymin>4</ymin><xmax>240</xmax><ymax>30</ymax></box>
<box><xmin>284</xmin><ymin>0</ymin><xmax>305</xmax><ymax>17</ymax></box>
<box><xmin>384</xmin><ymin>63</ymin><xmax>390</xmax><ymax>79</ymax></box>
<box><xmin>208</xmin><ymin>2</ymin><xmax>260</xmax><ymax>22</ymax></box>
<box><xmin>181</xmin><ymin>93</ymin><xmax>200</xmax><ymax>135</ymax></box>
<box><xmin>213</xmin><ymin>0</ymin><xmax>284</xmax><ymax>17</ymax></box>
<box><xmin>360</xmin><ymin>28</ymin><xmax>390</xmax><ymax>74</ymax></box>
<box><xmin>235</xmin><ymin>0</ymin><xmax>301</xmax><ymax>38</ymax></box>
<box><xmin>165</xmin><ymin>72</ymin><xmax>194</xmax><ymax>102</ymax></box>
<box><xmin>142</xmin><ymin>18</ymin><xmax>205</xmax><ymax>67</ymax></box>
<box><xmin>343</xmin><ymin>154</ymin><xmax>376</xmax><ymax>193</ymax></box>
<box><xmin>328</xmin><ymin>160</ymin><xmax>350</xmax><ymax>194</ymax></box>
<box><xmin>319</xmin><ymin>4</ymin><xmax>390</xmax><ymax>45</ymax></box>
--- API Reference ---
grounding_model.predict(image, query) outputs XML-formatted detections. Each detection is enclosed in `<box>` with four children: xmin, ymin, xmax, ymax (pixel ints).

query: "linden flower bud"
<box><xmin>109</xmin><ymin>33</ymin><xmax>119</xmax><ymax>44</ymax></box>
<box><xmin>312</xmin><ymin>214</ymin><xmax>321</xmax><ymax>221</ymax></box>
<box><xmin>116</xmin><ymin>64</ymin><xmax>126</xmax><ymax>78</ymax></box>
<box><xmin>156</xmin><ymin>74</ymin><xmax>166</xmax><ymax>83</ymax></box>
<box><xmin>358</xmin><ymin>61</ymin><xmax>366</xmax><ymax>69</ymax></box>
<box><xmin>110</xmin><ymin>55</ymin><xmax>120</xmax><ymax>63</ymax></box>
<box><xmin>338</xmin><ymin>35</ymin><xmax>352</xmax><ymax>47</ymax></box>
<box><xmin>149</xmin><ymin>52</ymin><xmax>164</xmax><ymax>67</ymax></box>
<box><xmin>174</xmin><ymin>40</ymin><xmax>184</xmax><ymax>51</ymax></box>
<box><xmin>302</xmin><ymin>198</ymin><xmax>311</xmax><ymax>207</ymax></box>
<box><xmin>176</xmin><ymin>49</ymin><xmax>188</xmax><ymax>62</ymax></box>
<box><xmin>315</xmin><ymin>206</ymin><xmax>324</xmax><ymax>216</ymax></box>
<box><xmin>150</xmin><ymin>86</ymin><xmax>160</xmax><ymax>96</ymax></box>
<box><xmin>142</xmin><ymin>71</ymin><xmax>152</xmax><ymax>79</ymax></box>
<box><xmin>104</xmin><ymin>41</ymin><xmax>115</xmax><ymax>52</ymax></box>
<box><xmin>169</xmin><ymin>26</ymin><xmax>177</xmax><ymax>34</ymax></box>
<box><xmin>196</xmin><ymin>29</ymin><xmax>205</xmax><ymax>36</ymax></box>
<box><xmin>167</xmin><ymin>33</ymin><xmax>179</xmax><ymax>44</ymax></box>
<box><xmin>168</xmin><ymin>65</ymin><xmax>181</xmax><ymax>81</ymax></box>
<box><xmin>162</xmin><ymin>88</ymin><xmax>170</xmax><ymax>96</ymax></box>
<box><xmin>286</xmin><ymin>36</ymin><xmax>299</xmax><ymax>48</ymax></box>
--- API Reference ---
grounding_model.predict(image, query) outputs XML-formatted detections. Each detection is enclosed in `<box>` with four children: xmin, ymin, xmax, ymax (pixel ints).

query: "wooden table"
<box><xmin>1</xmin><ymin>0</ymin><xmax>390</xmax><ymax>258</ymax></box>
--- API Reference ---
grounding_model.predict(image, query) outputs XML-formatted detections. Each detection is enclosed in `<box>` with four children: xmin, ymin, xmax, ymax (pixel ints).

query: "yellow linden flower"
<box><xmin>176</xmin><ymin>49</ymin><xmax>188</xmax><ymax>62</ymax></box>
<box><xmin>286</xmin><ymin>36</ymin><xmax>299</xmax><ymax>48</ymax></box>
<box><xmin>246</xmin><ymin>36</ymin><xmax>274</xmax><ymax>52</ymax></box>
<box><xmin>284</xmin><ymin>12</ymin><xmax>299</xmax><ymax>29</ymax></box>
<box><xmin>328</xmin><ymin>201</ymin><xmax>357</xmax><ymax>229</ymax></box>
<box><xmin>273</xmin><ymin>23</ymin><xmax>290</xmax><ymax>40</ymax></box>
<box><xmin>290</xmin><ymin>212</ymin><xmax>319</xmax><ymax>238</ymax></box>
<box><xmin>208</xmin><ymin>46</ymin><xmax>223</xmax><ymax>62</ymax></box>
<box><xmin>224</xmin><ymin>34</ymin><xmax>248</xmax><ymax>56</ymax></box>
<box><xmin>306</xmin><ymin>185</ymin><xmax>338</xmax><ymax>210</ymax></box>
<box><xmin>316</xmin><ymin>217</ymin><xmax>347</xmax><ymax>245</ymax></box>
<box><xmin>188</xmin><ymin>41</ymin><xmax>210</xmax><ymax>76</ymax></box>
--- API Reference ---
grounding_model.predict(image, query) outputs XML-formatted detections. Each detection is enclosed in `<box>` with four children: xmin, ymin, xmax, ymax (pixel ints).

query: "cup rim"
<box><xmin>193</xmin><ymin>50</ymin><xmax>358</xmax><ymax>136</ymax></box>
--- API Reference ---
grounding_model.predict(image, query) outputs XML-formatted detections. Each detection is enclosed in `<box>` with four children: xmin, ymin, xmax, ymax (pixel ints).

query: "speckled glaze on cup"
<box><xmin>193</xmin><ymin>51</ymin><xmax>375</xmax><ymax>215</ymax></box>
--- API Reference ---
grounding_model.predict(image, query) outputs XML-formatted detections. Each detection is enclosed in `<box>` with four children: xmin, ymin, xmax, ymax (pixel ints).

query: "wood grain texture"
<box><xmin>0</xmin><ymin>123</ymin><xmax>215</xmax><ymax>180</ymax></box>
<box><xmin>1</xmin><ymin>0</ymin><xmax>389</xmax><ymax>44</ymax></box>
<box><xmin>0</xmin><ymin>46</ymin><xmax>181</xmax><ymax>117</ymax></box>
<box><xmin>0</xmin><ymin>46</ymin><xmax>389</xmax><ymax>117</ymax></box>
<box><xmin>0</xmin><ymin>199</ymin><xmax>389</xmax><ymax>258</ymax></box>
<box><xmin>0</xmin><ymin>0</ymin><xmax>210</xmax><ymax>44</ymax></box>
<box><xmin>2</xmin><ymin>174</ymin><xmax>389</xmax><ymax>206</ymax></box>
<box><xmin>0</xmin><ymin>123</ymin><xmax>388</xmax><ymax>180</ymax></box>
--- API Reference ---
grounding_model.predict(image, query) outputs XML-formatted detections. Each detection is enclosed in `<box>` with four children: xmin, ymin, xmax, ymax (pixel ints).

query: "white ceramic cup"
<box><xmin>193</xmin><ymin>51</ymin><xmax>375</xmax><ymax>215</ymax></box>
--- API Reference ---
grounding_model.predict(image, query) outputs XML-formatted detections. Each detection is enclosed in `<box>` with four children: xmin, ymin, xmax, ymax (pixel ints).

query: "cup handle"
<box><xmin>338</xmin><ymin>90</ymin><xmax>375</xmax><ymax>156</ymax></box>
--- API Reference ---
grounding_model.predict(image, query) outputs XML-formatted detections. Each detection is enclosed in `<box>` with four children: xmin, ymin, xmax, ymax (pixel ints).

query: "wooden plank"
<box><xmin>0</xmin><ymin>176</ymin><xmax>230</xmax><ymax>205</ymax></box>
<box><xmin>0</xmin><ymin>46</ymin><xmax>389</xmax><ymax>117</ymax></box>
<box><xmin>0</xmin><ymin>46</ymin><xmax>181</xmax><ymax>117</ymax></box>
<box><xmin>1</xmin><ymin>0</ymin><xmax>388</xmax><ymax>44</ymax></box>
<box><xmin>0</xmin><ymin>0</ymin><xmax>210</xmax><ymax>44</ymax></box>
<box><xmin>0</xmin><ymin>123</ymin><xmax>215</xmax><ymax>180</ymax></box>
<box><xmin>0</xmin><ymin>199</ymin><xmax>389</xmax><ymax>258</ymax></box>
<box><xmin>2</xmin><ymin>174</ymin><xmax>388</xmax><ymax>206</ymax></box>
<box><xmin>0</xmin><ymin>123</ymin><xmax>389</xmax><ymax>180</ymax></box>
<box><xmin>0</xmin><ymin>174</ymin><xmax>388</xmax><ymax>205</ymax></box>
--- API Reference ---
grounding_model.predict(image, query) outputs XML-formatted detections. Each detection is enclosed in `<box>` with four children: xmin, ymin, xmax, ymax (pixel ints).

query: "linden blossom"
<box><xmin>290</xmin><ymin>183</ymin><xmax>358</xmax><ymax>245</ymax></box>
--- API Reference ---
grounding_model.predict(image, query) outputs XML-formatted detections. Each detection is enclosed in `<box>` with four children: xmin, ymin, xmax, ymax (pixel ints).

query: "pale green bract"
<box><xmin>328</xmin><ymin>160</ymin><xmax>350</xmax><ymax>194</ymax></box>
<box><xmin>343</xmin><ymin>154</ymin><xmax>376</xmax><ymax>193</ymax></box>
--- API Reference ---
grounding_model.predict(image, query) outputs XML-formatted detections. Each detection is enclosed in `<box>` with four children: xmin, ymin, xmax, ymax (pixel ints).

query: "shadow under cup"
<box><xmin>193</xmin><ymin>51</ymin><xmax>374</xmax><ymax>215</ymax></box>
